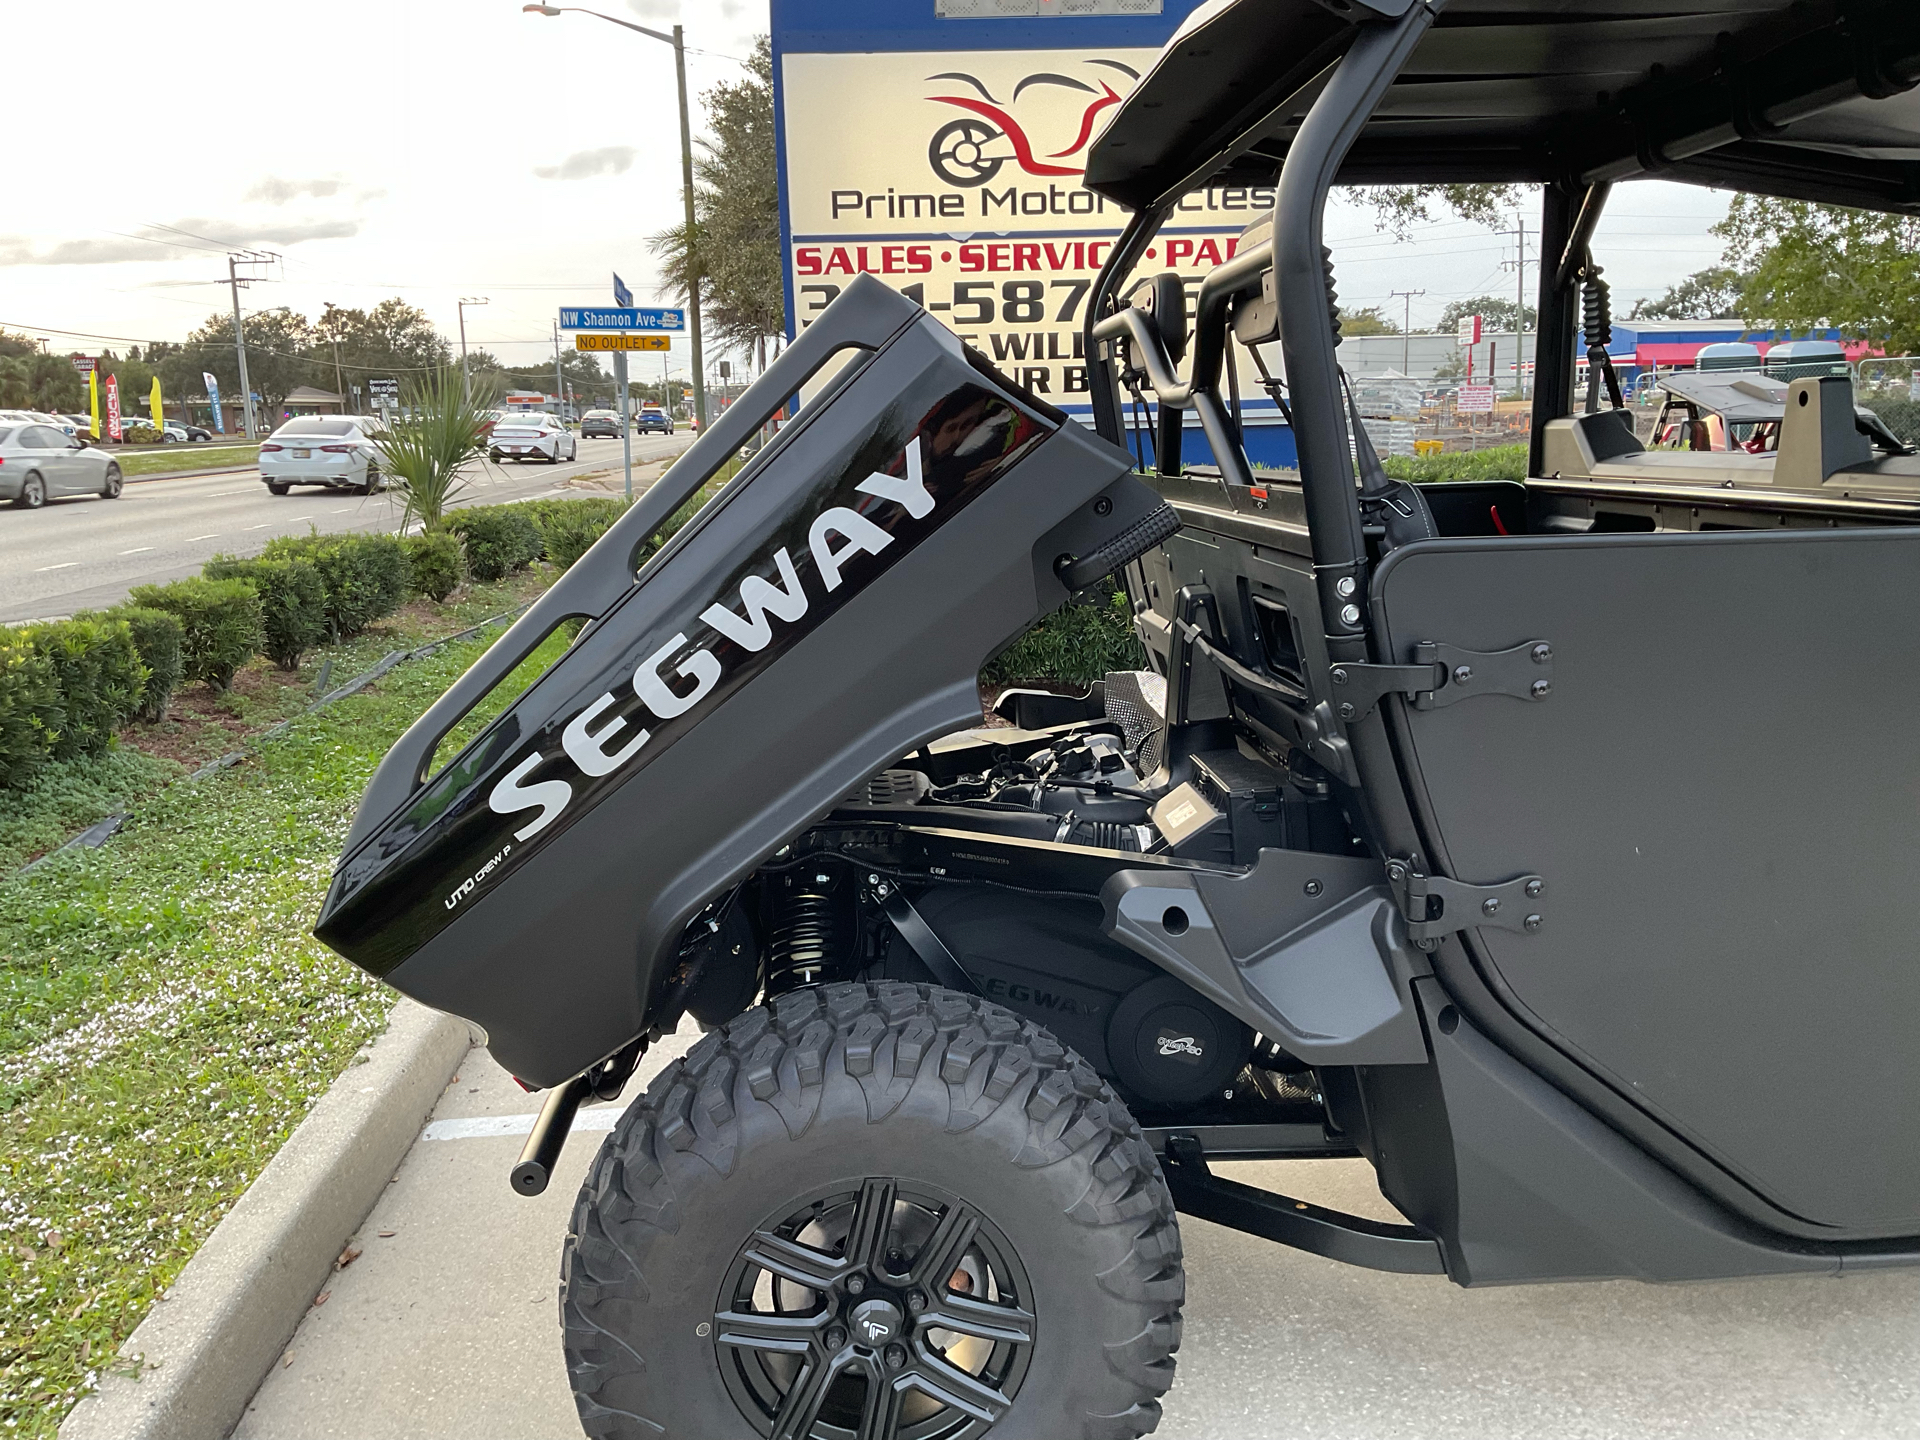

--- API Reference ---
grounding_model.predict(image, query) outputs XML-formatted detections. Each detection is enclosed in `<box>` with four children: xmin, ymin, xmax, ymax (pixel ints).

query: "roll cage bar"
<box><xmin>1081</xmin><ymin>1</ymin><xmax>1447</xmax><ymax>862</ymax></box>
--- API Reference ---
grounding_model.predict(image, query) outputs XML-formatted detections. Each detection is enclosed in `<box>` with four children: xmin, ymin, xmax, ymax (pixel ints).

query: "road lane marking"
<box><xmin>422</xmin><ymin>1110</ymin><xmax>622</xmax><ymax>1142</ymax></box>
<box><xmin>119</xmin><ymin>546</ymin><xmax>155</xmax><ymax>555</ymax></box>
<box><xmin>244</xmin><ymin>523</ymin><xmax>274</xmax><ymax>530</ymax></box>
<box><xmin>187</xmin><ymin>533</ymin><xmax>220</xmax><ymax>541</ymax></box>
<box><xmin>34</xmin><ymin>562</ymin><xmax>78</xmax><ymax>572</ymax></box>
<box><xmin>331</xmin><ymin>507</ymin><xmax>353</xmax><ymax>513</ymax></box>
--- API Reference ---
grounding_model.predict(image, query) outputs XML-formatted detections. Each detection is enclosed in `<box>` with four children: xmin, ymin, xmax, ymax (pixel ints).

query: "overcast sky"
<box><xmin>0</xmin><ymin>0</ymin><xmax>1731</xmax><ymax>377</ymax></box>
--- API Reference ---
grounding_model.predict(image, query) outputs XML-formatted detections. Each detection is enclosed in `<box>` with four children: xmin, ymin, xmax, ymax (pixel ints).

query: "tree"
<box><xmin>1438</xmin><ymin>296</ymin><xmax>1537</xmax><ymax>336</ymax></box>
<box><xmin>1338</xmin><ymin>306</ymin><xmax>1400</xmax><ymax>337</ymax></box>
<box><xmin>1715</xmin><ymin>196</ymin><xmax>1920</xmax><ymax>352</ymax></box>
<box><xmin>160</xmin><ymin>309</ymin><xmax>319</xmax><ymax>417</ymax></box>
<box><xmin>1359</xmin><ymin>183</ymin><xmax>1527</xmax><ymax>239</ymax></box>
<box><xmin>313</xmin><ymin>299</ymin><xmax>452</xmax><ymax>397</ymax></box>
<box><xmin>1628</xmin><ymin>266</ymin><xmax>1751</xmax><ymax>321</ymax></box>
<box><xmin>379</xmin><ymin>366</ymin><xmax>498</xmax><ymax>531</ymax></box>
<box><xmin>0</xmin><ymin>333</ymin><xmax>84</xmax><ymax>412</ymax></box>
<box><xmin>650</xmin><ymin>36</ymin><xmax>784</xmax><ymax>366</ymax></box>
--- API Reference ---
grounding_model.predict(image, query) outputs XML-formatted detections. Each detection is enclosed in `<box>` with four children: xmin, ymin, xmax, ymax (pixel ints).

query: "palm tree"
<box><xmin>377</xmin><ymin>366</ymin><xmax>498</xmax><ymax>531</ymax></box>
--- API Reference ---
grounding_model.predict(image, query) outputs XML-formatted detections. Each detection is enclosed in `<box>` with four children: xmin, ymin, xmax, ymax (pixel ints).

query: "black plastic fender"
<box><xmin>314</xmin><ymin>276</ymin><xmax>1174</xmax><ymax>1085</ymax></box>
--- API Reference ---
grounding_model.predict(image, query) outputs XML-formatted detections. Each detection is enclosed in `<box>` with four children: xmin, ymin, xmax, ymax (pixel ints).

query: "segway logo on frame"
<box><xmin>485</xmin><ymin>438</ymin><xmax>940</xmax><ymax>846</ymax></box>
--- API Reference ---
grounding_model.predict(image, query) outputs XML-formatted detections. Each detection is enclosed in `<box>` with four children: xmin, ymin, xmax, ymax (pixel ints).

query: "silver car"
<box><xmin>258</xmin><ymin>416</ymin><xmax>387</xmax><ymax>494</ymax></box>
<box><xmin>0</xmin><ymin>422</ymin><xmax>123</xmax><ymax>508</ymax></box>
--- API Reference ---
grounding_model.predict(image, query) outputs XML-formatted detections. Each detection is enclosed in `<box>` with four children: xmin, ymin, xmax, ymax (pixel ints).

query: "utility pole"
<box><xmin>226</xmin><ymin>250</ymin><xmax>276</xmax><ymax>439</ymax></box>
<box><xmin>1503</xmin><ymin>216</ymin><xmax>1532</xmax><ymax>399</ymax></box>
<box><xmin>521</xmin><ymin>7</ymin><xmax>706</xmax><ymax>430</ymax></box>
<box><xmin>331</xmin><ymin>339</ymin><xmax>345</xmax><ymax>412</ymax></box>
<box><xmin>1390</xmin><ymin>289</ymin><xmax>1426</xmax><ymax>375</ymax></box>
<box><xmin>553</xmin><ymin>321</ymin><xmax>566</xmax><ymax>425</ymax></box>
<box><xmin>458</xmin><ymin>297</ymin><xmax>488</xmax><ymax>400</ymax></box>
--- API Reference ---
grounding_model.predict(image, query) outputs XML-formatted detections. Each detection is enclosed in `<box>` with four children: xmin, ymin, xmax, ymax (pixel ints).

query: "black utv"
<box><xmin>316</xmin><ymin>2</ymin><xmax>1920</xmax><ymax>1435</ymax></box>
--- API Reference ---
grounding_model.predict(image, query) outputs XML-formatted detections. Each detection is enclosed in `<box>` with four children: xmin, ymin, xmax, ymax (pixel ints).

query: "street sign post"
<box><xmin>575</xmin><ymin>334</ymin><xmax>672</xmax><ymax>352</ymax></box>
<box><xmin>558</xmin><ymin>307</ymin><xmax>685</xmax><ymax>332</ymax></box>
<box><xmin>368</xmin><ymin>378</ymin><xmax>399</xmax><ymax>423</ymax></box>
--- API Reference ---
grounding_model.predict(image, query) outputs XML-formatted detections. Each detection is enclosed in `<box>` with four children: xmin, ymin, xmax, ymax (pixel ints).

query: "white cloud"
<box><xmin>533</xmin><ymin>147</ymin><xmax>639</xmax><ymax>182</ymax></box>
<box><xmin>244</xmin><ymin>177</ymin><xmax>346</xmax><ymax>205</ymax></box>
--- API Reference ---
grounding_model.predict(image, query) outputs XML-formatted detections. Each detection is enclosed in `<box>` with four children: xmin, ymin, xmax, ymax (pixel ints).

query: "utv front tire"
<box><xmin>562</xmin><ymin>982</ymin><xmax>1183</xmax><ymax>1440</ymax></box>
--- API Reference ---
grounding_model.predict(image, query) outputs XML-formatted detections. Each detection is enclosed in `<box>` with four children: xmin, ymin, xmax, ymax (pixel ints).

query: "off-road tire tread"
<box><xmin>561</xmin><ymin>981</ymin><xmax>1184</xmax><ymax>1439</ymax></box>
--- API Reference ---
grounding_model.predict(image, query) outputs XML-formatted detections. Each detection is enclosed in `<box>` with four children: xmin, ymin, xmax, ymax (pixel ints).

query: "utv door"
<box><xmin>1372</xmin><ymin>528</ymin><xmax>1920</xmax><ymax>1240</ymax></box>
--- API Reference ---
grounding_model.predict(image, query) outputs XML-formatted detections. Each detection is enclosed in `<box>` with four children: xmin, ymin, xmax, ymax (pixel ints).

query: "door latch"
<box><xmin>1386</xmin><ymin>859</ymin><xmax>1546</xmax><ymax>947</ymax></box>
<box><xmin>1329</xmin><ymin>639</ymin><xmax>1553</xmax><ymax>723</ymax></box>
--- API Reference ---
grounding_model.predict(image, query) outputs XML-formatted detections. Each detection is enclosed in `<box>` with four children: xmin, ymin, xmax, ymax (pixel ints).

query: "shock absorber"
<box><xmin>767</xmin><ymin>869</ymin><xmax>839</xmax><ymax>992</ymax></box>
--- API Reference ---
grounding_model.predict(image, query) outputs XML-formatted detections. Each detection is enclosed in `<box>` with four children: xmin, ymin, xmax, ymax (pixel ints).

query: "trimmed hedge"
<box><xmin>0</xmin><ymin>629</ymin><xmax>60</xmax><ymax>789</ymax></box>
<box><xmin>205</xmin><ymin>554</ymin><xmax>329</xmax><ymax>670</ymax></box>
<box><xmin>262</xmin><ymin>532</ymin><xmax>410</xmax><ymax>639</ymax></box>
<box><xmin>984</xmin><ymin>588</ymin><xmax>1146</xmax><ymax>689</ymax></box>
<box><xmin>446</xmin><ymin>507</ymin><xmax>542</xmax><ymax>582</ymax></box>
<box><xmin>110</xmin><ymin>606</ymin><xmax>185</xmax><ymax>722</ymax></box>
<box><xmin>22</xmin><ymin>618</ymin><xmax>146</xmax><ymax>760</ymax></box>
<box><xmin>519</xmin><ymin>497</ymin><xmax>631</xmax><ymax>572</ymax></box>
<box><xmin>404</xmin><ymin>531</ymin><xmax>466</xmax><ymax>602</ymax></box>
<box><xmin>129</xmin><ymin>577</ymin><xmax>264</xmax><ymax>691</ymax></box>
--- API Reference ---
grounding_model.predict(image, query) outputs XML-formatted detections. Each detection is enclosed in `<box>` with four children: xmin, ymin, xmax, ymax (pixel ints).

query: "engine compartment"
<box><xmin>680</xmin><ymin>676</ymin><xmax>1370</xmax><ymax>1132</ymax></box>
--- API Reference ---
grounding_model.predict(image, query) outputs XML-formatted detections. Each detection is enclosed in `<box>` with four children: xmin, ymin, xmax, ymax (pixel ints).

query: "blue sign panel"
<box><xmin>559</xmin><ymin>307</ymin><xmax>685</xmax><ymax>332</ymax></box>
<box><xmin>612</xmin><ymin>272</ymin><xmax>633</xmax><ymax>308</ymax></box>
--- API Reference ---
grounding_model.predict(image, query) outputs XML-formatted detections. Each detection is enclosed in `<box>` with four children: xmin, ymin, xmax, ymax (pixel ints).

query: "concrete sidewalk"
<box><xmin>234</xmin><ymin>1033</ymin><xmax>1920</xmax><ymax>1440</ymax></box>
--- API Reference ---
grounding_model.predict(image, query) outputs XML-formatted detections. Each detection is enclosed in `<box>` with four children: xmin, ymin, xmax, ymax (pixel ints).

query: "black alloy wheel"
<box><xmin>102</xmin><ymin>464</ymin><xmax>123</xmax><ymax>499</ymax></box>
<box><xmin>562</xmin><ymin>983</ymin><xmax>1183</xmax><ymax>1440</ymax></box>
<box><xmin>714</xmin><ymin>1178</ymin><xmax>1035</xmax><ymax>1439</ymax></box>
<box><xmin>16</xmin><ymin>472</ymin><xmax>46</xmax><ymax>509</ymax></box>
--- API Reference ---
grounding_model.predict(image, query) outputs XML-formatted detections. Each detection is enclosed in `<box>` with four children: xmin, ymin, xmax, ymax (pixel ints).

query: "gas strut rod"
<box><xmin>511</xmin><ymin>1074</ymin><xmax>592</xmax><ymax>1197</ymax></box>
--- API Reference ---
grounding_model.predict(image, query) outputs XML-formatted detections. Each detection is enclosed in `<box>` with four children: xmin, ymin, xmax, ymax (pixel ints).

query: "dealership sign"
<box><xmin>772</xmin><ymin>0</ymin><xmax>1262</xmax><ymax>423</ymax></box>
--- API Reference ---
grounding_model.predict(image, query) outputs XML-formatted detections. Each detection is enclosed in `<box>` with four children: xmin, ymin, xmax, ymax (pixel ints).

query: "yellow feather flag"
<box><xmin>150</xmin><ymin>376</ymin><xmax>164</xmax><ymax>435</ymax></box>
<box><xmin>89</xmin><ymin>369</ymin><xmax>100</xmax><ymax>438</ymax></box>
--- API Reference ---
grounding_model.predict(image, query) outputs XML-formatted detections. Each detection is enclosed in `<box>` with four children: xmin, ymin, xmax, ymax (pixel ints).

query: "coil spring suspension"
<box><xmin>1582</xmin><ymin>265</ymin><xmax>1625</xmax><ymax>412</ymax></box>
<box><xmin>767</xmin><ymin>872</ymin><xmax>838</xmax><ymax>992</ymax></box>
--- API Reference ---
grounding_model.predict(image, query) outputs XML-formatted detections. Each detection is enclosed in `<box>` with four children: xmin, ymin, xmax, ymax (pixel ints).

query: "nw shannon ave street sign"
<box><xmin>576</xmin><ymin>334</ymin><xmax>672</xmax><ymax>352</ymax></box>
<box><xmin>559</xmin><ymin>307</ymin><xmax>686</xmax><ymax>332</ymax></box>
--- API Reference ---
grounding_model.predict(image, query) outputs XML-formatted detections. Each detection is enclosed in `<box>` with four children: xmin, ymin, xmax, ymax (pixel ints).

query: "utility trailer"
<box><xmin>318</xmin><ymin>2</ymin><xmax>1920</xmax><ymax>1435</ymax></box>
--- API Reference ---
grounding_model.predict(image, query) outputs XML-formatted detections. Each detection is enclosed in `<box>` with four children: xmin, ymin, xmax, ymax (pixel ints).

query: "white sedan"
<box><xmin>488</xmin><ymin>414</ymin><xmax>577</xmax><ymax>464</ymax></box>
<box><xmin>258</xmin><ymin>416</ymin><xmax>387</xmax><ymax>495</ymax></box>
<box><xmin>0</xmin><ymin>420</ymin><xmax>123</xmax><ymax>508</ymax></box>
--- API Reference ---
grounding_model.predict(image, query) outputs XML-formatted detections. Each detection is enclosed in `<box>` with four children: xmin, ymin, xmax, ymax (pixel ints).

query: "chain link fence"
<box><xmin>1854</xmin><ymin>357</ymin><xmax>1920</xmax><ymax>448</ymax></box>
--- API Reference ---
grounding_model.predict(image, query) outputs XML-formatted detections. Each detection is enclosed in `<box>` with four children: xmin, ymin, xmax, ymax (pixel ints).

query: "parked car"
<box><xmin>58</xmin><ymin>414</ymin><xmax>97</xmax><ymax>438</ymax></box>
<box><xmin>0</xmin><ymin>409</ymin><xmax>77</xmax><ymax>436</ymax></box>
<box><xmin>488</xmin><ymin>413</ymin><xmax>578</xmax><ymax>464</ymax></box>
<box><xmin>176</xmin><ymin>420</ymin><xmax>213</xmax><ymax>442</ymax></box>
<box><xmin>635</xmin><ymin>405</ymin><xmax>673</xmax><ymax>434</ymax></box>
<box><xmin>0</xmin><ymin>422</ymin><xmax>123</xmax><ymax>507</ymax></box>
<box><xmin>580</xmin><ymin>408</ymin><xmax>624</xmax><ymax>439</ymax></box>
<box><xmin>257</xmin><ymin>415</ymin><xmax>387</xmax><ymax>494</ymax></box>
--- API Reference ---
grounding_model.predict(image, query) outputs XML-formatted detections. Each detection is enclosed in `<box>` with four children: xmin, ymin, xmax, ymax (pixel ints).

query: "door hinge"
<box><xmin>1329</xmin><ymin>639</ymin><xmax>1553</xmax><ymax>724</ymax></box>
<box><xmin>1386</xmin><ymin>859</ymin><xmax>1546</xmax><ymax>948</ymax></box>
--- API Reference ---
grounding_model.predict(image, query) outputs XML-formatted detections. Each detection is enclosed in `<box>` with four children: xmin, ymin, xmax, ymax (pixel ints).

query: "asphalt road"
<box><xmin>0</xmin><ymin>435</ymin><xmax>692</xmax><ymax>624</ymax></box>
<box><xmin>236</xmin><ymin>1035</ymin><xmax>1920</xmax><ymax>1440</ymax></box>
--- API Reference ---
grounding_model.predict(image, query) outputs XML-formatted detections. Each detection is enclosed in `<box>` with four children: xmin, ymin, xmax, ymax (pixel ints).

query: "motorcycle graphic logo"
<box><xmin>925</xmin><ymin>59</ymin><xmax>1141</xmax><ymax>188</ymax></box>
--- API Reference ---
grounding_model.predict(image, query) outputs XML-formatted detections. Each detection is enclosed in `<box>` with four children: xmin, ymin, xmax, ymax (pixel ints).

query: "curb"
<box><xmin>59</xmin><ymin>1000</ymin><xmax>476</xmax><ymax>1440</ymax></box>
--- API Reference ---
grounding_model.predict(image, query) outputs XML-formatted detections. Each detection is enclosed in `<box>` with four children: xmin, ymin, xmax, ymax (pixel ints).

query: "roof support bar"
<box><xmin>1271</xmin><ymin>1</ymin><xmax>1441</xmax><ymax>657</ymax></box>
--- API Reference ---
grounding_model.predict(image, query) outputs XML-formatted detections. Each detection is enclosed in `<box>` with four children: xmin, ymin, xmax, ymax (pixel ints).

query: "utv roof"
<box><xmin>1084</xmin><ymin>0</ymin><xmax>1920</xmax><ymax>214</ymax></box>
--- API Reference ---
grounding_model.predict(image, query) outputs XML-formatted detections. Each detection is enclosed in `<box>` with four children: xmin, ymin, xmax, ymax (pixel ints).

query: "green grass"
<box><xmin>116</xmin><ymin>444</ymin><xmax>259</xmax><ymax>479</ymax></box>
<box><xmin>0</xmin><ymin>615</ymin><xmax>569</xmax><ymax>1436</ymax></box>
<box><xmin>0</xmin><ymin>750</ymin><xmax>186</xmax><ymax>879</ymax></box>
<box><xmin>1381</xmin><ymin>442</ymin><xmax>1529</xmax><ymax>483</ymax></box>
